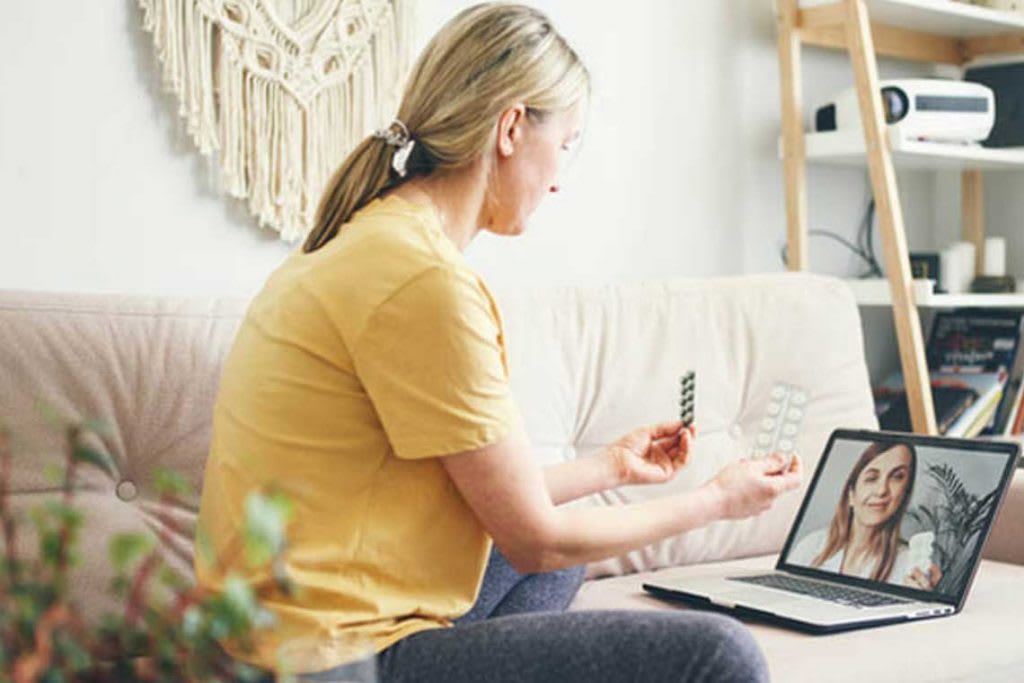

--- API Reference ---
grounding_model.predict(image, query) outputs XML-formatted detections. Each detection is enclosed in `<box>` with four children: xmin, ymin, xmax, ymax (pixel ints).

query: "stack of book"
<box><xmin>875</xmin><ymin>309</ymin><xmax>1024</xmax><ymax>437</ymax></box>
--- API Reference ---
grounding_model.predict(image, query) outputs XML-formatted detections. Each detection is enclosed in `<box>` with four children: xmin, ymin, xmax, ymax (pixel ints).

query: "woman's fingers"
<box><xmin>655</xmin><ymin>428</ymin><xmax>694</xmax><ymax>467</ymax></box>
<box><xmin>650</xmin><ymin>419</ymin><xmax>684</xmax><ymax>439</ymax></box>
<box><xmin>670</xmin><ymin>430</ymin><xmax>692</xmax><ymax>470</ymax></box>
<box><xmin>653</xmin><ymin>423</ymin><xmax>696</xmax><ymax>448</ymax></box>
<box><xmin>908</xmin><ymin>567</ymin><xmax>936</xmax><ymax>589</ymax></box>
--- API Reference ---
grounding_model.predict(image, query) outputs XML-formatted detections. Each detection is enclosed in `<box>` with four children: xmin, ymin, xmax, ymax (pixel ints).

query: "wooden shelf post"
<box><xmin>777</xmin><ymin>0</ymin><xmax>809</xmax><ymax>272</ymax></box>
<box><xmin>777</xmin><ymin>0</ymin><xmax>1024</xmax><ymax>436</ymax></box>
<box><xmin>962</xmin><ymin>169</ymin><xmax>986</xmax><ymax>274</ymax></box>
<box><xmin>845</xmin><ymin>0</ymin><xmax>937</xmax><ymax>435</ymax></box>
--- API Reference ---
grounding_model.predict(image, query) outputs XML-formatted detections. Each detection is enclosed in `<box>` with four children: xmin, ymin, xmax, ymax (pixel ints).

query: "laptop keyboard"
<box><xmin>730</xmin><ymin>574</ymin><xmax>910</xmax><ymax>608</ymax></box>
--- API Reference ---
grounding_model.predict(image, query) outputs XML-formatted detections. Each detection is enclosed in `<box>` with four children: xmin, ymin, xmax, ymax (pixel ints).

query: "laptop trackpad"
<box><xmin>709</xmin><ymin>584</ymin><xmax>807</xmax><ymax>610</ymax></box>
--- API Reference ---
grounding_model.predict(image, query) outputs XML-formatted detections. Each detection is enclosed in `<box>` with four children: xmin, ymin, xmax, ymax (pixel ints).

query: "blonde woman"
<box><xmin>196</xmin><ymin>4</ymin><xmax>801</xmax><ymax>681</ymax></box>
<box><xmin>789</xmin><ymin>442</ymin><xmax>940</xmax><ymax>589</ymax></box>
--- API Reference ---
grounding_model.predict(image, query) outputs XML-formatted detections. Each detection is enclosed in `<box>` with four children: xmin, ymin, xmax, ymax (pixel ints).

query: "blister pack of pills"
<box><xmin>679</xmin><ymin>371</ymin><xmax>696</xmax><ymax>428</ymax></box>
<box><xmin>751</xmin><ymin>382</ymin><xmax>808</xmax><ymax>467</ymax></box>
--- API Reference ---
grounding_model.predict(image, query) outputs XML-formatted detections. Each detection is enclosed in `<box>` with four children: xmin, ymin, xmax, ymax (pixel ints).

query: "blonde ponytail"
<box><xmin>304</xmin><ymin>135</ymin><xmax>395</xmax><ymax>253</ymax></box>
<box><xmin>303</xmin><ymin>2</ymin><xmax>589</xmax><ymax>253</ymax></box>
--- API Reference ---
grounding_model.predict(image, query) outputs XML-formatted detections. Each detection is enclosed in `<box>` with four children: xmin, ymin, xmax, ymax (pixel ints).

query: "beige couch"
<box><xmin>2</xmin><ymin>273</ymin><xmax>1022</xmax><ymax>682</ymax></box>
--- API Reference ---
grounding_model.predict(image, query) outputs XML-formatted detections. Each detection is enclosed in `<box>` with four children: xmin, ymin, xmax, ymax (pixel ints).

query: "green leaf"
<box><xmin>54</xmin><ymin>629</ymin><xmax>92</xmax><ymax>671</ymax></box>
<box><xmin>43</xmin><ymin>463</ymin><xmax>65</xmax><ymax>485</ymax></box>
<box><xmin>110</xmin><ymin>575</ymin><xmax>131</xmax><ymax>598</ymax></box>
<box><xmin>153</xmin><ymin>468</ymin><xmax>193</xmax><ymax>499</ymax></box>
<box><xmin>79</xmin><ymin>418</ymin><xmax>114</xmax><ymax>438</ymax></box>
<box><xmin>40</xmin><ymin>669</ymin><xmax>65</xmax><ymax>683</ymax></box>
<box><xmin>36</xmin><ymin>398</ymin><xmax>68</xmax><ymax>428</ymax></box>
<box><xmin>41</xmin><ymin>530</ymin><xmax>64</xmax><ymax>565</ymax></box>
<box><xmin>157</xmin><ymin>565</ymin><xmax>189</xmax><ymax>591</ymax></box>
<box><xmin>182</xmin><ymin>605</ymin><xmax>203</xmax><ymax>639</ymax></box>
<box><xmin>223</xmin><ymin>576</ymin><xmax>257</xmax><ymax>619</ymax></box>
<box><xmin>109</xmin><ymin>533</ymin><xmax>155</xmax><ymax>572</ymax></box>
<box><xmin>243</xmin><ymin>492</ymin><xmax>292</xmax><ymax>567</ymax></box>
<box><xmin>235</xmin><ymin>664</ymin><xmax>269</xmax><ymax>683</ymax></box>
<box><xmin>43</xmin><ymin>501</ymin><xmax>84</xmax><ymax>531</ymax></box>
<box><xmin>72</xmin><ymin>445</ymin><xmax>116</xmax><ymax>477</ymax></box>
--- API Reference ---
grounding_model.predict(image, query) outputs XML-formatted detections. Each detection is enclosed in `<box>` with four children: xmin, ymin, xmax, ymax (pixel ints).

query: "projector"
<box><xmin>814</xmin><ymin>79</ymin><xmax>995</xmax><ymax>144</ymax></box>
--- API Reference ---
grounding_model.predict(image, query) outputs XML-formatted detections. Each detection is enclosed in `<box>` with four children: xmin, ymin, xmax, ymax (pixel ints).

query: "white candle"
<box><xmin>983</xmin><ymin>237</ymin><xmax>1007</xmax><ymax>277</ymax></box>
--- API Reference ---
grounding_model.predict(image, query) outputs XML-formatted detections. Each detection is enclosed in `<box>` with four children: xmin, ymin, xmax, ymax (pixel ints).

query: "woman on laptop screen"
<box><xmin>789</xmin><ymin>441</ymin><xmax>941</xmax><ymax>589</ymax></box>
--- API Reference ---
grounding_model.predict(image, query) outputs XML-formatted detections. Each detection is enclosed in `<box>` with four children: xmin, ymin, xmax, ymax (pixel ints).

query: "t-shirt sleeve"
<box><xmin>352</xmin><ymin>266</ymin><xmax>519</xmax><ymax>459</ymax></box>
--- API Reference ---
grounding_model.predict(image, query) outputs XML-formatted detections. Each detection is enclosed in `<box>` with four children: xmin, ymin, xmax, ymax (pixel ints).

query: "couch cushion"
<box><xmin>0</xmin><ymin>273</ymin><xmax>876</xmax><ymax>623</ymax></box>
<box><xmin>493</xmin><ymin>274</ymin><xmax>878</xmax><ymax>577</ymax></box>
<box><xmin>0</xmin><ymin>291</ymin><xmax>247</xmax><ymax>621</ymax></box>
<box><xmin>569</xmin><ymin>555</ymin><xmax>1024</xmax><ymax>682</ymax></box>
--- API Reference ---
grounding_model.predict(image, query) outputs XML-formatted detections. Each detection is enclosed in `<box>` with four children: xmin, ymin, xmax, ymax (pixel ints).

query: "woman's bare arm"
<box><xmin>543</xmin><ymin>457</ymin><xmax>619</xmax><ymax>505</ymax></box>
<box><xmin>442</xmin><ymin>422</ymin><xmax>801</xmax><ymax>573</ymax></box>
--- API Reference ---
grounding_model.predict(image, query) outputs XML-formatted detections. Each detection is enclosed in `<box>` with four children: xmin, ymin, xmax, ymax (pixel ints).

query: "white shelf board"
<box><xmin>801</xmin><ymin>0</ymin><xmax>1024</xmax><ymax>37</ymax></box>
<box><xmin>793</xmin><ymin>129</ymin><xmax>1024</xmax><ymax>170</ymax></box>
<box><xmin>847</xmin><ymin>278</ymin><xmax>1024</xmax><ymax>308</ymax></box>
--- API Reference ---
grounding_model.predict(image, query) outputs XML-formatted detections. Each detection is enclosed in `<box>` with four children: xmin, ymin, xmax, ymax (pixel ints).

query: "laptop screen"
<box><xmin>778</xmin><ymin>429</ymin><xmax>1018</xmax><ymax>606</ymax></box>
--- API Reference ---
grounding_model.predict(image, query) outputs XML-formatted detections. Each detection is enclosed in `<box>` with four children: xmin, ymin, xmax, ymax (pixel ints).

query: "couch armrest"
<box><xmin>984</xmin><ymin>469</ymin><xmax>1024</xmax><ymax>565</ymax></box>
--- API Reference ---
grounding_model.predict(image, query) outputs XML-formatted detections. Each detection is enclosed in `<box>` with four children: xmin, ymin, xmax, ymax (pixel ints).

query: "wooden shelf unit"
<box><xmin>846</xmin><ymin>278</ymin><xmax>1024</xmax><ymax>308</ymax></box>
<box><xmin>776</xmin><ymin>0</ymin><xmax>1024</xmax><ymax>435</ymax></box>
<box><xmin>798</xmin><ymin>129</ymin><xmax>1024</xmax><ymax>169</ymax></box>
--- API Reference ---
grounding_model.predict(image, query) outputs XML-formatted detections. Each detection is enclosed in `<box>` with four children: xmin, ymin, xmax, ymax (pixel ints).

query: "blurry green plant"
<box><xmin>906</xmin><ymin>462</ymin><xmax>999</xmax><ymax>596</ymax></box>
<box><xmin>0</xmin><ymin>406</ymin><xmax>295</xmax><ymax>682</ymax></box>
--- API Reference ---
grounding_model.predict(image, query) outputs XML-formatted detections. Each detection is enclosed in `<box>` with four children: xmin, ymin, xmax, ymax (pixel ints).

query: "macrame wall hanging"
<box><xmin>138</xmin><ymin>0</ymin><xmax>414</xmax><ymax>241</ymax></box>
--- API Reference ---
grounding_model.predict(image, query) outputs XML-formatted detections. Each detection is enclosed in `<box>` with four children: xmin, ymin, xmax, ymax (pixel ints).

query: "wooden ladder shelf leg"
<box><xmin>845</xmin><ymin>0</ymin><xmax>938</xmax><ymax>435</ymax></box>
<box><xmin>777</xmin><ymin>0</ymin><xmax>809</xmax><ymax>272</ymax></box>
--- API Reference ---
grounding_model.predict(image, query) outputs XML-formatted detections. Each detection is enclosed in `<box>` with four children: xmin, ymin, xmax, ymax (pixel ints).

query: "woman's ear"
<box><xmin>496</xmin><ymin>104</ymin><xmax>526</xmax><ymax>158</ymax></box>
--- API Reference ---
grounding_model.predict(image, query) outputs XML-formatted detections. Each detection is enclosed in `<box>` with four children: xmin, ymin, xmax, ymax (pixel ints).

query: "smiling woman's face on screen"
<box><xmin>849</xmin><ymin>444</ymin><xmax>913</xmax><ymax>528</ymax></box>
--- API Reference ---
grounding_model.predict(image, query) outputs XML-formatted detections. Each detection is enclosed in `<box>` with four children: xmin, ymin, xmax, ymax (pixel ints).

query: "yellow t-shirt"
<box><xmin>195</xmin><ymin>195</ymin><xmax>519</xmax><ymax>671</ymax></box>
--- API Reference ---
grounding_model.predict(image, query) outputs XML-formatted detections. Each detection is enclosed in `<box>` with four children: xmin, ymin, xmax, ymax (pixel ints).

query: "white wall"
<box><xmin>0</xmin><ymin>0</ymin><xmax>982</xmax><ymax>298</ymax></box>
<box><xmin>932</xmin><ymin>170</ymin><xmax>1024</xmax><ymax>273</ymax></box>
<box><xmin>1</xmin><ymin>1</ymin><xmax>290</xmax><ymax>297</ymax></box>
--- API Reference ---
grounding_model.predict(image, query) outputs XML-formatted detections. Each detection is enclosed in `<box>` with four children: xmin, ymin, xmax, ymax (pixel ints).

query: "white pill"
<box><xmin>752</xmin><ymin>448</ymin><xmax>767</xmax><ymax>458</ymax></box>
<box><xmin>761</xmin><ymin>418</ymin><xmax>776</xmax><ymax>431</ymax></box>
<box><xmin>782</xmin><ymin>424</ymin><xmax>798</xmax><ymax>436</ymax></box>
<box><xmin>757</xmin><ymin>433</ymin><xmax>772</xmax><ymax>446</ymax></box>
<box><xmin>766</xmin><ymin>402</ymin><xmax>782</xmax><ymax>416</ymax></box>
<box><xmin>771</xmin><ymin>385</ymin><xmax>787</xmax><ymax>399</ymax></box>
<box><xmin>778</xmin><ymin>439</ymin><xmax>794</xmax><ymax>452</ymax></box>
<box><xmin>787</xmin><ymin>408</ymin><xmax>804</xmax><ymax>422</ymax></box>
<box><xmin>791</xmin><ymin>391</ymin><xmax>808</xmax><ymax>406</ymax></box>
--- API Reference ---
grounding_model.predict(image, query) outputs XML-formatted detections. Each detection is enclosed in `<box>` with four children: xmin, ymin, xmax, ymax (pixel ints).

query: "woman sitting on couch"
<box><xmin>195</xmin><ymin>3</ymin><xmax>802</xmax><ymax>681</ymax></box>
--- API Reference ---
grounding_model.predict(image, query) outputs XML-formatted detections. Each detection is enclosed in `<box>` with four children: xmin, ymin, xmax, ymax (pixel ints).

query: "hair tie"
<box><xmin>372</xmin><ymin>119</ymin><xmax>415</xmax><ymax>178</ymax></box>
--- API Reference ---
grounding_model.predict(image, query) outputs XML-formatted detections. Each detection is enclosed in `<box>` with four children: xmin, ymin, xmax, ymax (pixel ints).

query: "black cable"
<box><xmin>862</xmin><ymin>199</ymin><xmax>883</xmax><ymax>277</ymax></box>
<box><xmin>780</xmin><ymin>229</ymin><xmax>882</xmax><ymax>272</ymax></box>
<box><xmin>780</xmin><ymin>184</ymin><xmax>884</xmax><ymax>278</ymax></box>
<box><xmin>852</xmin><ymin>174</ymin><xmax>883</xmax><ymax>277</ymax></box>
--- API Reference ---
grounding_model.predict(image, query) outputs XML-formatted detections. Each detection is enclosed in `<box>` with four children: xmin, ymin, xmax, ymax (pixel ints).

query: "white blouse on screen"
<box><xmin>788</xmin><ymin>528</ymin><xmax>914</xmax><ymax>583</ymax></box>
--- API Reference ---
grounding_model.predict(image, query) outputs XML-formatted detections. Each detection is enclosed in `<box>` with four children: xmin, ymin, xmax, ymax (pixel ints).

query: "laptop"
<box><xmin>643</xmin><ymin>428</ymin><xmax>1019</xmax><ymax>633</ymax></box>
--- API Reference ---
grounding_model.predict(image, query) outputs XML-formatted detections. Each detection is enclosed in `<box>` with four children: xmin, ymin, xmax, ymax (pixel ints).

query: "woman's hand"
<box><xmin>903</xmin><ymin>564</ymin><xmax>942</xmax><ymax>590</ymax></box>
<box><xmin>700</xmin><ymin>454</ymin><xmax>803</xmax><ymax>520</ymax></box>
<box><xmin>603</xmin><ymin>420</ymin><xmax>695</xmax><ymax>487</ymax></box>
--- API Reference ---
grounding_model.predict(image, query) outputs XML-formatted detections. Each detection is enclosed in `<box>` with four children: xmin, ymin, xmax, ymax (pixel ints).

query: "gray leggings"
<box><xmin>307</xmin><ymin>547</ymin><xmax>769</xmax><ymax>683</ymax></box>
